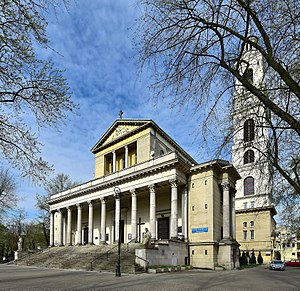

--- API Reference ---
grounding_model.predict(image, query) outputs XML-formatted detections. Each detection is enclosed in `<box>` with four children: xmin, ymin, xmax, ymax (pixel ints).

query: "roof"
<box><xmin>91</xmin><ymin>119</ymin><xmax>197</xmax><ymax>165</ymax></box>
<box><xmin>190</xmin><ymin>159</ymin><xmax>241</xmax><ymax>182</ymax></box>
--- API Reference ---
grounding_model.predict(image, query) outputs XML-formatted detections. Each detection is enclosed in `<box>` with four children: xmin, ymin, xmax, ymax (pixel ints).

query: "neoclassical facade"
<box><xmin>49</xmin><ymin>119</ymin><xmax>240</xmax><ymax>269</ymax></box>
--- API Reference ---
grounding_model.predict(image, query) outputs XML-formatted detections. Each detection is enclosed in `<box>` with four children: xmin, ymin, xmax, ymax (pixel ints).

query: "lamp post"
<box><xmin>114</xmin><ymin>186</ymin><xmax>121</xmax><ymax>277</ymax></box>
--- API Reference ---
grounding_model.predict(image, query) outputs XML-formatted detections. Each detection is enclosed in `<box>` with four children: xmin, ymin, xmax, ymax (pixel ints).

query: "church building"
<box><xmin>232</xmin><ymin>37</ymin><xmax>277</xmax><ymax>262</ymax></box>
<box><xmin>49</xmin><ymin>119</ymin><xmax>240</xmax><ymax>270</ymax></box>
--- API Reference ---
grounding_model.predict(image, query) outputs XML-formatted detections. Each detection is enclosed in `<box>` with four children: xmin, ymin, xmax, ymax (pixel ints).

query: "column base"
<box><xmin>100</xmin><ymin>241</ymin><xmax>107</xmax><ymax>245</ymax></box>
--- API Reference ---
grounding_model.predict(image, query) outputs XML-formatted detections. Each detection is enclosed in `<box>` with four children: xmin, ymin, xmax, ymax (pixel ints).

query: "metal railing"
<box><xmin>89</xmin><ymin>240</ymin><xmax>142</xmax><ymax>271</ymax></box>
<box><xmin>89</xmin><ymin>244</ymin><xmax>119</xmax><ymax>271</ymax></box>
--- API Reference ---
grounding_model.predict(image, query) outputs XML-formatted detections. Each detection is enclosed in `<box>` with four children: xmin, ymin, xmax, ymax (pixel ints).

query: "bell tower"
<box><xmin>232</xmin><ymin>36</ymin><xmax>276</xmax><ymax>261</ymax></box>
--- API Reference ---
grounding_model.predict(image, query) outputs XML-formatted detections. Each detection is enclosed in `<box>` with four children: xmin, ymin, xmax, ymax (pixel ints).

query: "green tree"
<box><xmin>23</xmin><ymin>222</ymin><xmax>48</xmax><ymax>250</ymax></box>
<box><xmin>0</xmin><ymin>0</ymin><xmax>76</xmax><ymax>183</ymax></box>
<box><xmin>36</xmin><ymin>173</ymin><xmax>78</xmax><ymax>245</ymax></box>
<box><xmin>137</xmin><ymin>0</ymin><xmax>300</xmax><ymax>199</ymax></box>
<box><xmin>249</xmin><ymin>250</ymin><xmax>257</xmax><ymax>264</ymax></box>
<box><xmin>257</xmin><ymin>251</ymin><xmax>263</xmax><ymax>264</ymax></box>
<box><xmin>239</xmin><ymin>251</ymin><xmax>248</xmax><ymax>266</ymax></box>
<box><xmin>0</xmin><ymin>223</ymin><xmax>9</xmax><ymax>262</ymax></box>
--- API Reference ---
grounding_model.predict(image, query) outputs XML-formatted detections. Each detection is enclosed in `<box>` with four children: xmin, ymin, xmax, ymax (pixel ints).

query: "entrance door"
<box><xmin>158</xmin><ymin>217</ymin><xmax>169</xmax><ymax>239</ymax></box>
<box><xmin>83</xmin><ymin>226</ymin><xmax>88</xmax><ymax>245</ymax></box>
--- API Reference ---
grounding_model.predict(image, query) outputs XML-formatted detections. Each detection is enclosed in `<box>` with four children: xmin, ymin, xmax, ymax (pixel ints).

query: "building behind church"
<box><xmin>49</xmin><ymin>119</ymin><xmax>240</xmax><ymax>270</ymax></box>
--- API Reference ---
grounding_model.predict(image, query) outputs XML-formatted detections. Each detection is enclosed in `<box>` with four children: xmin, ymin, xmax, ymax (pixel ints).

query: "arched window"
<box><xmin>244</xmin><ymin>119</ymin><xmax>255</xmax><ymax>142</ymax></box>
<box><xmin>244</xmin><ymin>176</ymin><xmax>254</xmax><ymax>196</ymax></box>
<box><xmin>244</xmin><ymin>68</ymin><xmax>253</xmax><ymax>84</ymax></box>
<box><xmin>244</xmin><ymin>149</ymin><xmax>255</xmax><ymax>164</ymax></box>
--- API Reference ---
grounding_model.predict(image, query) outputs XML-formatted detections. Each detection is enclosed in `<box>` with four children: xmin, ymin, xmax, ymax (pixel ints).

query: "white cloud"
<box><xmin>14</xmin><ymin>0</ymin><xmax>219</xmax><ymax>220</ymax></box>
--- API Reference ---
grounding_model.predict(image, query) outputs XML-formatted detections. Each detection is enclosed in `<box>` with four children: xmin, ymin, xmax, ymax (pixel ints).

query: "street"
<box><xmin>0</xmin><ymin>264</ymin><xmax>299</xmax><ymax>291</ymax></box>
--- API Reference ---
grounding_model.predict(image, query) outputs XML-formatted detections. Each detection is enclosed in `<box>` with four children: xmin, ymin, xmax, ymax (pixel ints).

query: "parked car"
<box><xmin>284</xmin><ymin>259</ymin><xmax>300</xmax><ymax>267</ymax></box>
<box><xmin>269</xmin><ymin>260</ymin><xmax>285</xmax><ymax>271</ymax></box>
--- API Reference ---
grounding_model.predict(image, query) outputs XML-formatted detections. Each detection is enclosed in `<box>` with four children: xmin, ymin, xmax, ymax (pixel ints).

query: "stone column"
<box><xmin>149</xmin><ymin>184</ymin><xmax>156</xmax><ymax>240</ymax></box>
<box><xmin>66</xmin><ymin>207</ymin><xmax>72</xmax><ymax>246</ymax></box>
<box><xmin>170</xmin><ymin>179</ymin><xmax>178</xmax><ymax>240</ymax></box>
<box><xmin>88</xmin><ymin>200</ymin><xmax>94</xmax><ymax>244</ymax></box>
<box><xmin>115</xmin><ymin>195</ymin><xmax>121</xmax><ymax>242</ymax></box>
<box><xmin>57</xmin><ymin>209</ymin><xmax>63</xmax><ymax>246</ymax></box>
<box><xmin>125</xmin><ymin>145</ymin><xmax>129</xmax><ymax>168</ymax></box>
<box><xmin>62</xmin><ymin>213</ymin><xmax>66</xmax><ymax>245</ymax></box>
<box><xmin>49</xmin><ymin>211</ymin><xmax>54</xmax><ymax>247</ymax></box>
<box><xmin>131</xmin><ymin>189</ymin><xmax>137</xmax><ymax>242</ymax></box>
<box><xmin>231</xmin><ymin>190</ymin><xmax>236</xmax><ymax>240</ymax></box>
<box><xmin>182</xmin><ymin>186</ymin><xmax>188</xmax><ymax>241</ymax></box>
<box><xmin>112</xmin><ymin>150</ymin><xmax>116</xmax><ymax>172</ymax></box>
<box><xmin>222</xmin><ymin>183</ymin><xmax>231</xmax><ymax>240</ymax></box>
<box><xmin>76</xmin><ymin>203</ymin><xmax>82</xmax><ymax>245</ymax></box>
<box><xmin>100</xmin><ymin>198</ymin><xmax>106</xmax><ymax>244</ymax></box>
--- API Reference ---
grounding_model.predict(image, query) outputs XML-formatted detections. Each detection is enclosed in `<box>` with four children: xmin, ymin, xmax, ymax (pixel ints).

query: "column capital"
<box><xmin>57</xmin><ymin>208</ymin><xmax>61</xmax><ymax>213</ymax></box>
<box><xmin>221</xmin><ymin>182</ymin><xmax>231</xmax><ymax>191</ymax></box>
<box><xmin>87</xmin><ymin>200</ymin><xmax>93</xmax><ymax>206</ymax></box>
<box><xmin>148</xmin><ymin>184</ymin><xmax>155</xmax><ymax>191</ymax></box>
<box><xmin>100</xmin><ymin>197</ymin><xmax>106</xmax><ymax>203</ymax></box>
<box><xmin>130</xmin><ymin>189</ymin><xmax>136</xmax><ymax>196</ymax></box>
<box><xmin>76</xmin><ymin>203</ymin><xmax>81</xmax><ymax>208</ymax></box>
<box><xmin>169</xmin><ymin>178</ymin><xmax>178</xmax><ymax>188</ymax></box>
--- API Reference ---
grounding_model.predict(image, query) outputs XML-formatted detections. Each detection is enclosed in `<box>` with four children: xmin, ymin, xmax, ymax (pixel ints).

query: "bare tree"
<box><xmin>36</xmin><ymin>173</ymin><xmax>78</xmax><ymax>245</ymax></box>
<box><xmin>0</xmin><ymin>168</ymin><xmax>18</xmax><ymax>215</ymax></box>
<box><xmin>137</xmin><ymin>0</ymin><xmax>300</xmax><ymax>196</ymax></box>
<box><xmin>0</xmin><ymin>0</ymin><xmax>76</xmax><ymax>183</ymax></box>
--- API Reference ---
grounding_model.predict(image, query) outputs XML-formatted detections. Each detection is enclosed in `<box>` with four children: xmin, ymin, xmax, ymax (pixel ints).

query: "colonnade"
<box><xmin>49</xmin><ymin>179</ymin><xmax>188</xmax><ymax>247</ymax></box>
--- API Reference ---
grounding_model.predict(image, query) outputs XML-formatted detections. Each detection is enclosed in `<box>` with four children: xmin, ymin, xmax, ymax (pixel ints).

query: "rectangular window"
<box><xmin>243</xmin><ymin>202</ymin><xmax>248</xmax><ymax>209</ymax></box>
<box><xmin>250</xmin><ymin>230</ymin><xmax>255</xmax><ymax>240</ymax></box>
<box><xmin>116</xmin><ymin>148</ymin><xmax>125</xmax><ymax>171</ymax></box>
<box><xmin>104</xmin><ymin>153</ymin><xmax>113</xmax><ymax>174</ymax></box>
<box><xmin>243</xmin><ymin>230</ymin><xmax>247</xmax><ymax>240</ymax></box>
<box><xmin>128</xmin><ymin>141</ymin><xmax>137</xmax><ymax>166</ymax></box>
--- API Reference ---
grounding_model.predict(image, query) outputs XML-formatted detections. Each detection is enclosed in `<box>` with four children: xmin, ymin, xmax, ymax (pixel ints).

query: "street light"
<box><xmin>114</xmin><ymin>186</ymin><xmax>121</xmax><ymax>277</ymax></box>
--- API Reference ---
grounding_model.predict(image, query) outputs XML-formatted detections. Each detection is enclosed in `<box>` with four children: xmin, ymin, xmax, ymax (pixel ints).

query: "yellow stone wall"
<box><xmin>188</xmin><ymin>169</ymin><xmax>223</xmax><ymax>243</ymax></box>
<box><xmin>236</xmin><ymin>209</ymin><xmax>274</xmax><ymax>262</ymax></box>
<box><xmin>188</xmin><ymin>168</ymin><xmax>225</xmax><ymax>269</ymax></box>
<box><xmin>190</xmin><ymin>245</ymin><xmax>216</xmax><ymax>269</ymax></box>
<box><xmin>94</xmin><ymin>128</ymin><xmax>151</xmax><ymax>178</ymax></box>
<box><xmin>189</xmin><ymin>169</ymin><xmax>215</xmax><ymax>243</ymax></box>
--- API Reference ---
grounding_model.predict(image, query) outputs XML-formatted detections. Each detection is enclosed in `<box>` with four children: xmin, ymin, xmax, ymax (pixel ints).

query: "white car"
<box><xmin>269</xmin><ymin>260</ymin><xmax>285</xmax><ymax>271</ymax></box>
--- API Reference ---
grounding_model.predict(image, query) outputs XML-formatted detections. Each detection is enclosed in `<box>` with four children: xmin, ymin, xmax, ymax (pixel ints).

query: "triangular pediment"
<box><xmin>104</xmin><ymin>124</ymin><xmax>140</xmax><ymax>145</ymax></box>
<box><xmin>91</xmin><ymin>119</ymin><xmax>151</xmax><ymax>153</ymax></box>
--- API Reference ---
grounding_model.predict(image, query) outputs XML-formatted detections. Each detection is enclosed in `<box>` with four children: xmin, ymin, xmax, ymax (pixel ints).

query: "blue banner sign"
<box><xmin>192</xmin><ymin>227</ymin><xmax>208</xmax><ymax>233</ymax></box>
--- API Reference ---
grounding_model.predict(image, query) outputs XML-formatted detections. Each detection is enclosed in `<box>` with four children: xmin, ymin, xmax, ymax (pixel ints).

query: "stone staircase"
<box><xmin>15</xmin><ymin>243</ymin><xmax>145</xmax><ymax>274</ymax></box>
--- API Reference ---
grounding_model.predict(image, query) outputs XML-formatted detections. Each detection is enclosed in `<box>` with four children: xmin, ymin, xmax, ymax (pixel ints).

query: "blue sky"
<box><xmin>14</xmin><ymin>0</ymin><xmax>224</xmax><ymax>220</ymax></box>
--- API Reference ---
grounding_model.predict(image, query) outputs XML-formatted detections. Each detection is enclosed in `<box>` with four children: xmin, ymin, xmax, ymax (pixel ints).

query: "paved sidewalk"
<box><xmin>0</xmin><ymin>264</ymin><xmax>299</xmax><ymax>290</ymax></box>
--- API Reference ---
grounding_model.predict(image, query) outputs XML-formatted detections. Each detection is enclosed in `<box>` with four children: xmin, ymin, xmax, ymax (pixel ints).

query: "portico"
<box><xmin>49</xmin><ymin>152</ymin><xmax>189</xmax><ymax>246</ymax></box>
